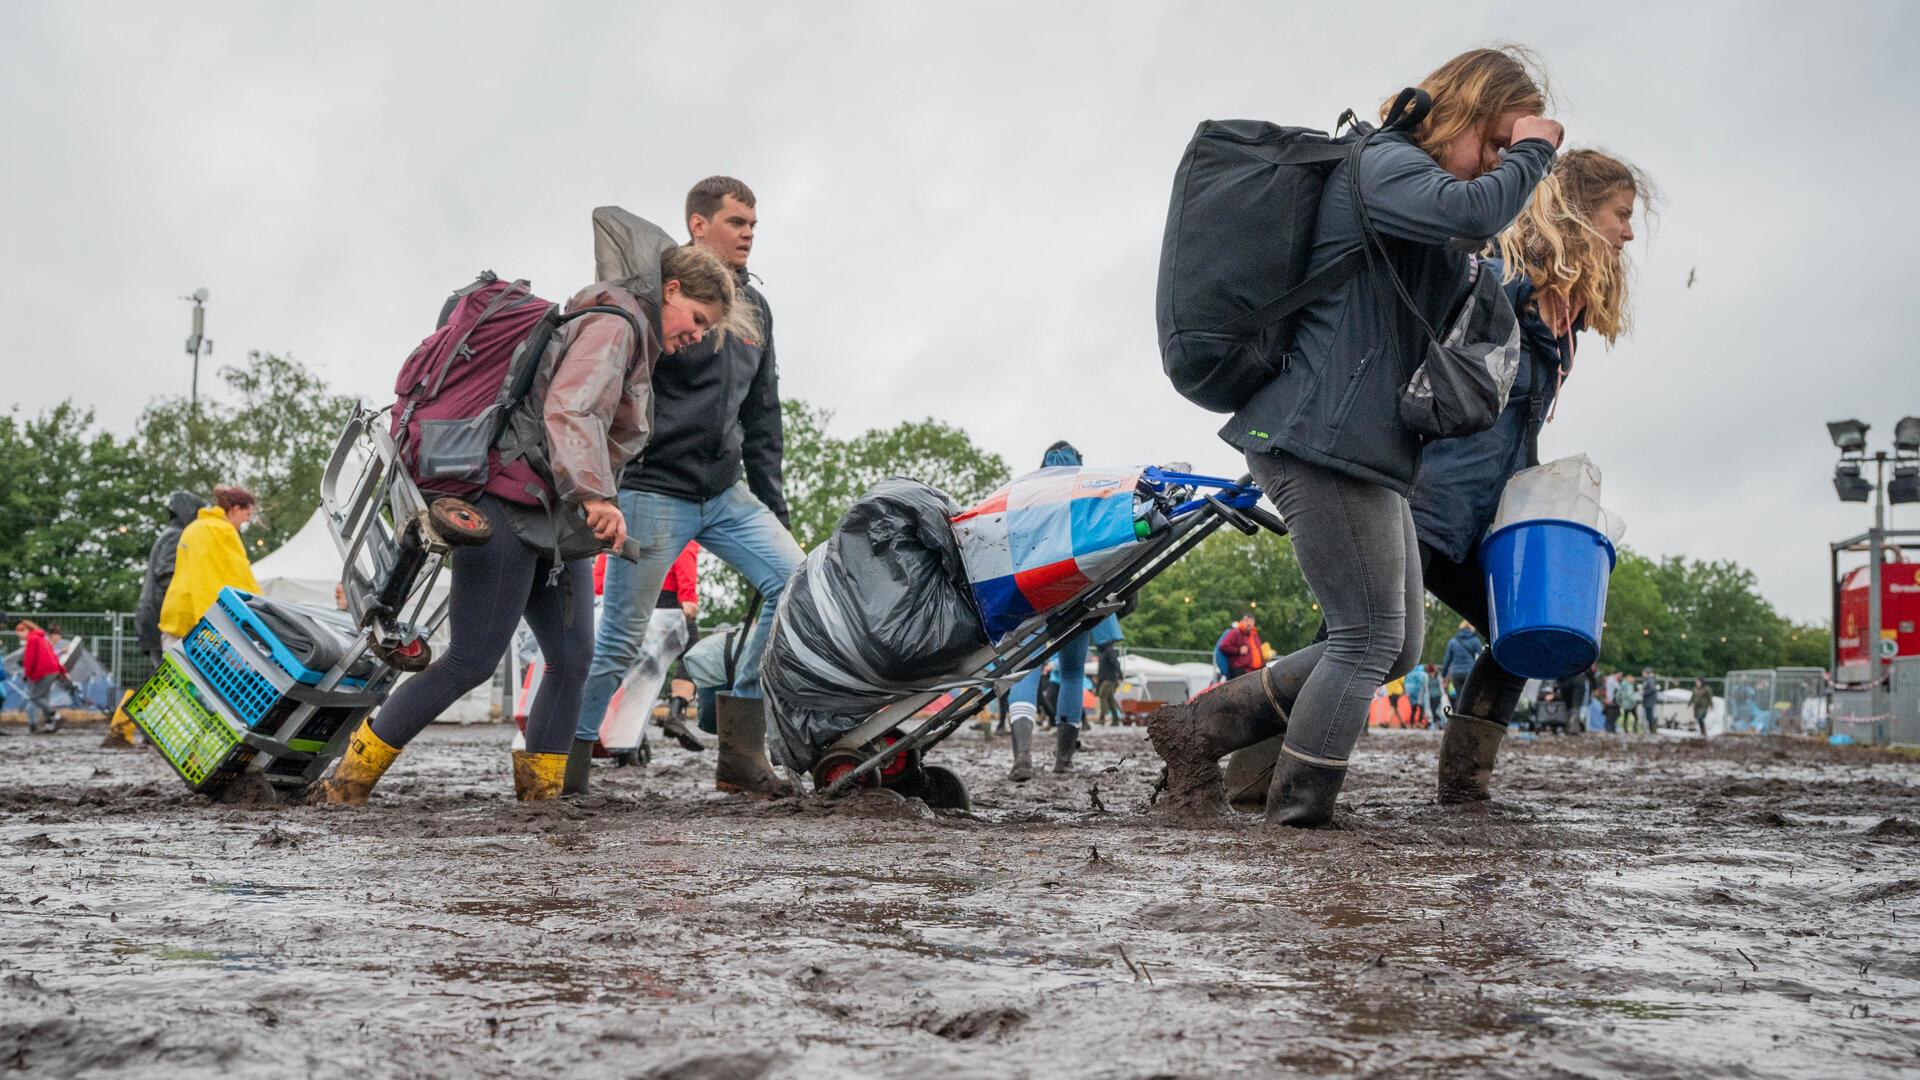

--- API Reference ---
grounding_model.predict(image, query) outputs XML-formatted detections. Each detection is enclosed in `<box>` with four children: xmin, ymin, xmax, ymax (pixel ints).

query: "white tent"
<box><xmin>252</xmin><ymin>510</ymin><xmax>495</xmax><ymax>723</ymax></box>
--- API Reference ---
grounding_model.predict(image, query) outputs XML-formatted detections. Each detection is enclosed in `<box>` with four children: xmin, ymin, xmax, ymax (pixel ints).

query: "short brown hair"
<box><xmin>685</xmin><ymin>176</ymin><xmax>756</xmax><ymax>230</ymax></box>
<box><xmin>213</xmin><ymin>484</ymin><xmax>256</xmax><ymax>511</ymax></box>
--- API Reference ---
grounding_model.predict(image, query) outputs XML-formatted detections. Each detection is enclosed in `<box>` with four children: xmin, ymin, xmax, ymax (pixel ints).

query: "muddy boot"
<box><xmin>100</xmin><ymin>701</ymin><xmax>139</xmax><ymax>749</ymax></box>
<box><xmin>1052</xmin><ymin>723</ymin><xmax>1078</xmax><ymax>774</ymax></box>
<box><xmin>714</xmin><ymin>694</ymin><xmax>796</xmax><ymax>798</ymax></box>
<box><xmin>1222</xmin><ymin>735</ymin><xmax>1284</xmax><ymax>810</ymax></box>
<box><xmin>1146</xmin><ymin>667</ymin><xmax>1288</xmax><ymax>817</ymax></box>
<box><xmin>658</xmin><ymin>715</ymin><xmax>706</xmax><ymax>752</ymax></box>
<box><xmin>513</xmin><ymin>750</ymin><xmax>567</xmax><ymax>801</ymax></box>
<box><xmin>1436</xmin><ymin>712</ymin><xmax>1507</xmax><ymax>804</ymax></box>
<box><xmin>1007</xmin><ymin>716</ymin><xmax>1034</xmax><ymax>782</ymax></box>
<box><xmin>563</xmin><ymin>738</ymin><xmax>595</xmax><ymax>797</ymax></box>
<box><xmin>1263</xmin><ymin>749</ymin><xmax>1347</xmax><ymax>828</ymax></box>
<box><xmin>308</xmin><ymin>719</ymin><xmax>402</xmax><ymax>806</ymax></box>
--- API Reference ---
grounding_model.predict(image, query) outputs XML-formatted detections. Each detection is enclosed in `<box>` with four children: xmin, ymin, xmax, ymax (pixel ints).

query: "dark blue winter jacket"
<box><xmin>1409</xmin><ymin>261</ymin><xmax>1573</xmax><ymax>562</ymax></box>
<box><xmin>1222</xmin><ymin>132</ymin><xmax>1555</xmax><ymax>494</ymax></box>
<box><xmin>1440</xmin><ymin>626</ymin><xmax>1484</xmax><ymax>680</ymax></box>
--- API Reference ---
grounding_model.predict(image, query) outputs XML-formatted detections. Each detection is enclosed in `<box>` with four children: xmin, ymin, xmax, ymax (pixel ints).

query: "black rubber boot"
<box><xmin>714</xmin><ymin>694</ymin><xmax>796</xmax><ymax>798</ymax></box>
<box><xmin>1435</xmin><ymin>650</ymin><xmax>1526</xmax><ymax>805</ymax></box>
<box><xmin>1435</xmin><ymin>713</ymin><xmax>1506</xmax><ymax>805</ymax></box>
<box><xmin>658</xmin><ymin>714</ymin><xmax>707</xmax><ymax>752</ymax></box>
<box><xmin>562</xmin><ymin>738</ymin><xmax>595</xmax><ymax>797</ymax></box>
<box><xmin>1008</xmin><ymin>716</ymin><xmax>1034</xmax><ymax>782</ymax></box>
<box><xmin>1263</xmin><ymin>749</ymin><xmax>1348</xmax><ymax>828</ymax></box>
<box><xmin>1052</xmin><ymin>723</ymin><xmax>1078</xmax><ymax>773</ymax></box>
<box><xmin>1146</xmin><ymin>667</ymin><xmax>1289</xmax><ymax>817</ymax></box>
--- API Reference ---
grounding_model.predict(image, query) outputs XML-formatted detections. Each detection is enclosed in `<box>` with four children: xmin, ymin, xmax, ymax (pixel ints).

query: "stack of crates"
<box><xmin>127</xmin><ymin>588</ymin><xmax>390</xmax><ymax>796</ymax></box>
<box><xmin>123</xmin><ymin>653</ymin><xmax>257</xmax><ymax>794</ymax></box>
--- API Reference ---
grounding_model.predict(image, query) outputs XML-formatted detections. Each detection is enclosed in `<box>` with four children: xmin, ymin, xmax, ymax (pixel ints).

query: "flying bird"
<box><xmin>1686</xmin><ymin>267</ymin><xmax>1696</xmax><ymax>289</ymax></box>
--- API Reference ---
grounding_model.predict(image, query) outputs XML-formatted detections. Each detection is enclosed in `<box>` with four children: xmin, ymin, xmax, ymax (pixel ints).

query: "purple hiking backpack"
<box><xmin>390</xmin><ymin>272</ymin><xmax>641</xmax><ymax>508</ymax></box>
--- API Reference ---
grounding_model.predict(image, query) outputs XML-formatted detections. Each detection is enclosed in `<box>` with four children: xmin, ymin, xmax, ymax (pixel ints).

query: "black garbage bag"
<box><xmin>762</xmin><ymin>478</ymin><xmax>989</xmax><ymax>771</ymax></box>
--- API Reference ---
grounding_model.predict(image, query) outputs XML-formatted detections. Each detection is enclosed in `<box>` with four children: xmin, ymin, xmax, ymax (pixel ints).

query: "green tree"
<box><xmin>1125</xmin><ymin>529</ymin><xmax>1318</xmax><ymax>658</ymax></box>
<box><xmin>699</xmin><ymin>399</ymin><xmax>1011</xmax><ymax>623</ymax></box>
<box><xmin>0</xmin><ymin>403</ymin><xmax>160</xmax><ymax>611</ymax></box>
<box><xmin>137</xmin><ymin>351</ymin><xmax>358</xmax><ymax>558</ymax></box>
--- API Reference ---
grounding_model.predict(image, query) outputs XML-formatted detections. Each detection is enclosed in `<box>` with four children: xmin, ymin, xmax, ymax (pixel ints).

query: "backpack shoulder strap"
<box><xmin>1209</xmin><ymin>247</ymin><xmax>1364</xmax><ymax>338</ymax></box>
<box><xmin>556</xmin><ymin>304</ymin><xmax>647</xmax><ymax>361</ymax></box>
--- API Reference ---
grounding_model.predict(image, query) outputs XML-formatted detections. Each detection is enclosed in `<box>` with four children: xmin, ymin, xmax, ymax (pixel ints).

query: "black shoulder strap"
<box><xmin>487</xmin><ymin>304</ymin><xmax>650</xmax><ymax>446</ymax></box>
<box><xmin>1210</xmin><ymin>247</ymin><xmax>1365</xmax><ymax>338</ymax></box>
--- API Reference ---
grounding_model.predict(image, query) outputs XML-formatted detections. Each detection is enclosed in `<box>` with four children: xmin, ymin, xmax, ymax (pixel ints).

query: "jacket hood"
<box><xmin>1451</xmin><ymin>627</ymin><xmax>1480</xmax><ymax>642</ymax></box>
<box><xmin>591</xmin><ymin>206</ymin><xmax>680</xmax><ymax>306</ymax></box>
<box><xmin>166</xmin><ymin>490</ymin><xmax>205</xmax><ymax>526</ymax></box>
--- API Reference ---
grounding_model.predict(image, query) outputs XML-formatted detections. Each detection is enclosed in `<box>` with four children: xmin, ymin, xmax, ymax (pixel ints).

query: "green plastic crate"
<box><xmin>126</xmin><ymin>653</ymin><xmax>255</xmax><ymax>794</ymax></box>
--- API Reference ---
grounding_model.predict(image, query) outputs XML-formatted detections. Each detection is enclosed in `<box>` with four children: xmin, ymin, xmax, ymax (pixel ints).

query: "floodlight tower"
<box><xmin>1827</xmin><ymin>416</ymin><xmax>1920</xmax><ymax>742</ymax></box>
<box><xmin>182</xmin><ymin>288</ymin><xmax>212</xmax><ymax>416</ymax></box>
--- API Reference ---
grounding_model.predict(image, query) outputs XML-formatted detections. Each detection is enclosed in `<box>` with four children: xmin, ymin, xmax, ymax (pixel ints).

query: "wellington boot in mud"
<box><xmin>714</xmin><ymin>694</ymin><xmax>796</xmax><ymax>798</ymax></box>
<box><xmin>308</xmin><ymin>720</ymin><xmax>401</xmax><ymax>806</ymax></box>
<box><xmin>101</xmin><ymin>694</ymin><xmax>139</xmax><ymax>749</ymax></box>
<box><xmin>1008</xmin><ymin>716</ymin><xmax>1034</xmax><ymax>781</ymax></box>
<box><xmin>1263</xmin><ymin>749</ymin><xmax>1348</xmax><ymax>828</ymax></box>
<box><xmin>563</xmin><ymin>738</ymin><xmax>595</xmax><ymax>797</ymax></box>
<box><xmin>1052</xmin><ymin>724</ymin><xmax>1078</xmax><ymax>773</ymax></box>
<box><xmin>1147</xmin><ymin>667</ymin><xmax>1289</xmax><ymax>817</ymax></box>
<box><xmin>658</xmin><ymin>715</ymin><xmax>706</xmax><ymax>752</ymax></box>
<box><xmin>1436</xmin><ymin>712</ymin><xmax>1507</xmax><ymax>805</ymax></box>
<box><xmin>512</xmin><ymin>750</ymin><xmax>568</xmax><ymax>801</ymax></box>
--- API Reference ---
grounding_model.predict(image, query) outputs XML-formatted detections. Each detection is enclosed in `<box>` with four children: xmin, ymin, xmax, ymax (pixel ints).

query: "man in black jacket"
<box><xmin>570</xmin><ymin>177</ymin><xmax>802</xmax><ymax>798</ymax></box>
<box><xmin>135</xmin><ymin>491</ymin><xmax>206</xmax><ymax>664</ymax></box>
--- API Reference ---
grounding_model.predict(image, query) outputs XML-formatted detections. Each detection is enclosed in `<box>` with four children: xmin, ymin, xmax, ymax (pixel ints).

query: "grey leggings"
<box><xmin>1245</xmin><ymin>450</ymin><xmax>1422</xmax><ymax>766</ymax></box>
<box><xmin>370</xmin><ymin>498</ymin><xmax>593</xmax><ymax>755</ymax></box>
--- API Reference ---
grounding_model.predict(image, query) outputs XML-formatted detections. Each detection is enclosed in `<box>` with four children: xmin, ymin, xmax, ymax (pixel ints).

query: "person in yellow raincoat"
<box><xmin>157</xmin><ymin>485</ymin><xmax>260</xmax><ymax>645</ymax></box>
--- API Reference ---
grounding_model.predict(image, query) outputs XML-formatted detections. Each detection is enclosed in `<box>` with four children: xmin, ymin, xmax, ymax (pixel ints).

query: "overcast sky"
<box><xmin>3</xmin><ymin>1</ymin><xmax>1914</xmax><ymax>622</ymax></box>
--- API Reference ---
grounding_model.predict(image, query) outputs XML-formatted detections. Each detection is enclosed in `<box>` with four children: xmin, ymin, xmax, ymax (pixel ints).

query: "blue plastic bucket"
<box><xmin>1482</xmin><ymin>518</ymin><xmax>1616</xmax><ymax>680</ymax></box>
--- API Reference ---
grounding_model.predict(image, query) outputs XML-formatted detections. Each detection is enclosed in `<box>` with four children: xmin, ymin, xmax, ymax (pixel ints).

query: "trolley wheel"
<box><xmin>919</xmin><ymin>764</ymin><xmax>971</xmax><ymax>811</ymax></box>
<box><xmin>429</xmin><ymin>498</ymin><xmax>493</xmax><ymax>547</ymax></box>
<box><xmin>374</xmin><ymin>637</ymin><xmax>434</xmax><ymax>673</ymax></box>
<box><xmin>811</xmin><ymin>750</ymin><xmax>873</xmax><ymax>794</ymax></box>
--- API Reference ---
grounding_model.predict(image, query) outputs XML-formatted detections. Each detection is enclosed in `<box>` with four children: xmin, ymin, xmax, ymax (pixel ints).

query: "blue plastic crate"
<box><xmin>182</xmin><ymin>607</ymin><xmax>365</xmax><ymax>733</ymax></box>
<box><xmin>210</xmin><ymin>587</ymin><xmax>370</xmax><ymax>688</ymax></box>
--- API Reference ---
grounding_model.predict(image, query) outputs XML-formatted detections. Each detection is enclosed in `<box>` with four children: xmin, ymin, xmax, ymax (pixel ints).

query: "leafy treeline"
<box><xmin>3</xmin><ymin>358</ymin><xmax>1827</xmax><ymax>676</ymax></box>
<box><xmin>0</xmin><ymin>351</ymin><xmax>354</xmax><ymax>611</ymax></box>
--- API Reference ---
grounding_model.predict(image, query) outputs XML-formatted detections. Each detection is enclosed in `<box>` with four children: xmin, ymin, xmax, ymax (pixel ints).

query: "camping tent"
<box><xmin>251</xmin><ymin>509</ymin><xmax>495</xmax><ymax>723</ymax></box>
<box><xmin>3</xmin><ymin>638</ymin><xmax>116</xmax><ymax>715</ymax></box>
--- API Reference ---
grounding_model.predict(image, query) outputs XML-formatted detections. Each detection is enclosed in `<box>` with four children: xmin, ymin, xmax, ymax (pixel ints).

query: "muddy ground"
<box><xmin>1</xmin><ymin>719</ymin><xmax>1917</xmax><ymax>1079</ymax></box>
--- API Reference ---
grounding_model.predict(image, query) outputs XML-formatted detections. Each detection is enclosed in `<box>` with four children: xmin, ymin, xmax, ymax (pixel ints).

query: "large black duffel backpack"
<box><xmin>1154</xmin><ymin>91</ymin><xmax>1429</xmax><ymax>414</ymax></box>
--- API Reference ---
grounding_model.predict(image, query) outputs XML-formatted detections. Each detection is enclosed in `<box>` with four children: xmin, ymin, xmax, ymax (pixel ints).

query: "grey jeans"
<box><xmin>1245</xmin><ymin>450</ymin><xmax>1423</xmax><ymax>766</ymax></box>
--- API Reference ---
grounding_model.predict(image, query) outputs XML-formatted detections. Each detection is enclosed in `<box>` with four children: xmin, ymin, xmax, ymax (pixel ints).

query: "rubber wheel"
<box><xmin>811</xmin><ymin>750</ymin><xmax>871</xmax><ymax>794</ymax></box>
<box><xmin>375</xmin><ymin>637</ymin><xmax>434</xmax><ymax>673</ymax></box>
<box><xmin>430</xmin><ymin>498</ymin><xmax>493</xmax><ymax>547</ymax></box>
<box><xmin>919</xmin><ymin>764</ymin><xmax>971</xmax><ymax>811</ymax></box>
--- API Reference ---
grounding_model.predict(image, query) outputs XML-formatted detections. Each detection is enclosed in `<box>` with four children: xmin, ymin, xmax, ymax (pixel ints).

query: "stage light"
<box><xmin>1834</xmin><ymin>462</ymin><xmax>1873</xmax><ymax>502</ymax></box>
<box><xmin>1891</xmin><ymin>464</ymin><xmax>1920</xmax><ymax>505</ymax></box>
<box><xmin>1896</xmin><ymin>416</ymin><xmax>1920</xmax><ymax>454</ymax></box>
<box><xmin>1828</xmin><ymin>419</ymin><xmax>1871</xmax><ymax>452</ymax></box>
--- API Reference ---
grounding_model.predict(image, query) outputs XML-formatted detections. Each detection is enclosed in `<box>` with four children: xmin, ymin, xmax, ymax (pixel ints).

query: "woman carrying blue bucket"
<box><xmin>1412</xmin><ymin>148</ymin><xmax>1653</xmax><ymax>803</ymax></box>
<box><xmin>1151</xmin><ymin>46</ymin><xmax>1563</xmax><ymax>826</ymax></box>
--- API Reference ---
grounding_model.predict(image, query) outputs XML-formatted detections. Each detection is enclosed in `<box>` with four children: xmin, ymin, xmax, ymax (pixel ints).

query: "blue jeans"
<box><xmin>1011</xmin><ymin>631</ymin><xmax>1088</xmax><ymax>729</ymax></box>
<box><xmin>575</xmin><ymin>483</ymin><xmax>803</xmax><ymax>741</ymax></box>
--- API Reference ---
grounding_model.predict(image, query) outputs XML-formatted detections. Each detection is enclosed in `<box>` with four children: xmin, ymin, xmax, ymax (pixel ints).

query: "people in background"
<box><xmin>157</xmin><ymin>485</ymin><xmax>260</xmax><ymax>649</ymax></box>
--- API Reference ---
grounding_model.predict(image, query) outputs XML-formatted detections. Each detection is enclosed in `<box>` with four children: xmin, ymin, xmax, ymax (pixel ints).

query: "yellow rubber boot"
<box><xmin>101</xmin><ymin>691</ymin><xmax>139</xmax><ymax>749</ymax></box>
<box><xmin>512</xmin><ymin>750</ymin><xmax>567</xmax><ymax>801</ymax></box>
<box><xmin>308</xmin><ymin>719</ymin><xmax>402</xmax><ymax>806</ymax></box>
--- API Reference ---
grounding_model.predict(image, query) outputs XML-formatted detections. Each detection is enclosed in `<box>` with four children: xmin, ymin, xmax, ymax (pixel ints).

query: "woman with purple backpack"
<box><xmin>313</xmin><ymin>228</ymin><xmax>741</xmax><ymax>806</ymax></box>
